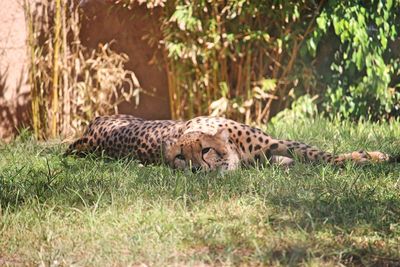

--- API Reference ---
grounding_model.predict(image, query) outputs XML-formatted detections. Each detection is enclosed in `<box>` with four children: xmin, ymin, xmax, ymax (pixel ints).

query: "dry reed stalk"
<box><xmin>24</xmin><ymin>0</ymin><xmax>138</xmax><ymax>139</ymax></box>
<box><xmin>25</xmin><ymin>1</ymin><xmax>41</xmax><ymax>138</ymax></box>
<box><xmin>61</xmin><ymin>0</ymin><xmax>70</xmax><ymax>136</ymax></box>
<box><xmin>51</xmin><ymin>0</ymin><xmax>61</xmax><ymax>138</ymax></box>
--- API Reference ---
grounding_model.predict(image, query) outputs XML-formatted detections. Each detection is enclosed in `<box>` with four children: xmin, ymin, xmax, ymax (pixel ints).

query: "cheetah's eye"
<box><xmin>175</xmin><ymin>154</ymin><xmax>185</xmax><ymax>161</ymax></box>
<box><xmin>202</xmin><ymin>147</ymin><xmax>212</xmax><ymax>155</ymax></box>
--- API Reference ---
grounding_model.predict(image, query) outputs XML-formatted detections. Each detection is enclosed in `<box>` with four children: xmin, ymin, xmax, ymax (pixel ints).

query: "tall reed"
<box><xmin>24</xmin><ymin>0</ymin><xmax>140</xmax><ymax>139</ymax></box>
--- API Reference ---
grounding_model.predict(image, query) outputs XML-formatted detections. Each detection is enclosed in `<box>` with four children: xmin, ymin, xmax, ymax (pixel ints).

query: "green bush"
<box><xmin>83</xmin><ymin>1</ymin><xmax>400</xmax><ymax>121</ymax></box>
<box><xmin>308</xmin><ymin>0</ymin><xmax>400</xmax><ymax>120</ymax></box>
<box><xmin>160</xmin><ymin>0</ymin><xmax>322</xmax><ymax>122</ymax></box>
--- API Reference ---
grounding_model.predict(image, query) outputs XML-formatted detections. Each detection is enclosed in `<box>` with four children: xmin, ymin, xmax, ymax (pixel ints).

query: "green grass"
<box><xmin>1</xmin><ymin>118</ymin><xmax>400</xmax><ymax>266</ymax></box>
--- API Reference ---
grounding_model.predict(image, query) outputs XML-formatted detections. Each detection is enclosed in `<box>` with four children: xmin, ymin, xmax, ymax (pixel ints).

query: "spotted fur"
<box><xmin>65</xmin><ymin>115</ymin><xmax>397</xmax><ymax>171</ymax></box>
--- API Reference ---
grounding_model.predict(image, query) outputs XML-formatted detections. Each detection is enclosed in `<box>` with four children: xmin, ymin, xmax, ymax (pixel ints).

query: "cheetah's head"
<box><xmin>163</xmin><ymin>129</ymin><xmax>240</xmax><ymax>172</ymax></box>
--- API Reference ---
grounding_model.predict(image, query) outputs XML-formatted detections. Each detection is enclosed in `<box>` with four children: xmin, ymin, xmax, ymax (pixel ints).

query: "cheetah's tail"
<box><xmin>333</xmin><ymin>151</ymin><xmax>400</xmax><ymax>165</ymax></box>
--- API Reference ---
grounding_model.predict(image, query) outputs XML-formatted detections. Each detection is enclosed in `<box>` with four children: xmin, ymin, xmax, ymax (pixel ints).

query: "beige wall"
<box><xmin>79</xmin><ymin>2</ymin><xmax>171</xmax><ymax>120</ymax></box>
<box><xmin>0</xmin><ymin>0</ymin><xmax>30</xmax><ymax>141</ymax></box>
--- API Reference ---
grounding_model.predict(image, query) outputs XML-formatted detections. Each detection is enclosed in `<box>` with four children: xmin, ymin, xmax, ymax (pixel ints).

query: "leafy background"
<box><xmin>25</xmin><ymin>0</ymin><xmax>400</xmax><ymax>138</ymax></box>
<box><xmin>155</xmin><ymin>0</ymin><xmax>400</xmax><ymax>121</ymax></box>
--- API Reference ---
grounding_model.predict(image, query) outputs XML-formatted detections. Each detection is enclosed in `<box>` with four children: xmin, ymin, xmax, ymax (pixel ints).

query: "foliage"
<box><xmin>113</xmin><ymin>0</ymin><xmax>167</xmax><ymax>9</ymax></box>
<box><xmin>160</xmin><ymin>0</ymin><xmax>323</xmax><ymax>123</ymax></box>
<box><xmin>150</xmin><ymin>0</ymin><xmax>399</xmax><ymax>121</ymax></box>
<box><xmin>271</xmin><ymin>94</ymin><xmax>318</xmax><ymax>125</ymax></box>
<box><xmin>152</xmin><ymin>0</ymin><xmax>398</xmax><ymax>121</ymax></box>
<box><xmin>24</xmin><ymin>0</ymin><xmax>140</xmax><ymax>139</ymax></box>
<box><xmin>1</xmin><ymin>118</ymin><xmax>400</xmax><ymax>265</ymax></box>
<box><xmin>23</xmin><ymin>0</ymin><xmax>400</xmax><ymax>139</ymax></box>
<box><xmin>308</xmin><ymin>0</ymin><xmax>400</xmax><ymax>119</ymax></box>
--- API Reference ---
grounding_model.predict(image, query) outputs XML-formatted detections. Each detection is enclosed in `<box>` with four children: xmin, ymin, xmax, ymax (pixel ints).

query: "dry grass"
<box><xmin>24</xmin><ymin>0</ymin><xmax>140</xmax><ymax>139</ymax></box>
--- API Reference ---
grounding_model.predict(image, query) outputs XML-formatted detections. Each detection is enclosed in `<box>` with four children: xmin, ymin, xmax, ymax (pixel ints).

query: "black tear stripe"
<box><xmin>201</xmin><ymin>154</ymin><xmax>211</xmax><ymax>169</ymax></box>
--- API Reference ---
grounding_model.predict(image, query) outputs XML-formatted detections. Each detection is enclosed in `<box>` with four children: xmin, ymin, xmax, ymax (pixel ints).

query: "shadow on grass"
<box><xmin>1</xmin><ymin>146</ymin><xmax>399</xmax><ymax>265</ymax></box>
<box><xmin>265</xmin><ymin>164</ymin><xmax>400</xmax><ymax>232</ymax></box>
<box><xmin>2</xmin><ymin>155</ymin><xmax>398</xmax><ymax>230</ymax></box>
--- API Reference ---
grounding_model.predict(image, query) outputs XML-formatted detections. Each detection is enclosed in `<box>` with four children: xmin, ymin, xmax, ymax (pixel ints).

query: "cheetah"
<box><xmin>65</xmin><ymin>114</ymin><xmax>398</xmax><ymax>171</ymax></box>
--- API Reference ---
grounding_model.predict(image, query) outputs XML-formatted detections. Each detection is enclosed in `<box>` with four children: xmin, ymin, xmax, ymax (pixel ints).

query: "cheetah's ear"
<box><xmin>161</xmin><ymin>138</ymin><xmax>177</xmax><ymax>153</ymax></box>
<box><xmin>215</xmin><ymin>128</ymin><xmax>230</xmax><ymax>142</ymax></box>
